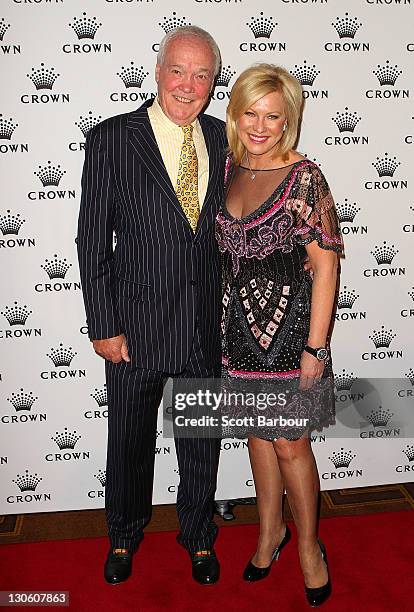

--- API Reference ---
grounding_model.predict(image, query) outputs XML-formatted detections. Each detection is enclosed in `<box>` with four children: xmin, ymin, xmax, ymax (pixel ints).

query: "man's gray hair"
<box><xmin>157</xmin><ymin>26</ymin><xmax>221</xmax><ymax>77</ymax></box>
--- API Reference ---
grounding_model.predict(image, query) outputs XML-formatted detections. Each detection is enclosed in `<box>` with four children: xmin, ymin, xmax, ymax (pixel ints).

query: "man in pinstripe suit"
<box><xmin>77</xmin><ymin>26</ymin><xmax>227</xmax><ymax>585</ymax></box>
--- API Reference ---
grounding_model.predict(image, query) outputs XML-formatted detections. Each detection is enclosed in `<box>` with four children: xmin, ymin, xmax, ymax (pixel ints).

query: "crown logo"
<box><xmin>366</xmin><ymin>407</ymin><xmax>394</xmax><ymax>428</ymax></box>
<box><xmin>94</xmin><ymin>469</ymin><xmax>106</xmax><ymax>487</ymax></box>
<box><xmin>47</xmin><ymin>343</ymin><xmax>77</xmax><ymax>367</ymax></box>
<box><xmin>1</xmin><ymin>301</ymin><xmax>31</xmax><ymax>326</ymax></box>
<box><xmin>0</xmin><ymin>114</ymin><xmax>18</xmax><ymax>140</ymax></box>
<box><xmin>332</xmin><ymin>108</ymin><xmax>361</xmax><ymax>133</ymax></box>
<box><xmin>290</xmin><ymin>60</ymin><xmax>320</xmax><ymax>86</ymax></box>
<box><xmin>75</xmin><ymin>111</ymin><xmax>102</xmax><ymax>137</ymax></box>
<box><xmin>69</xmin><ymin>12</ymin><xmax>102</xmax><ymax>40</ymax></box>
<box><xmin>91</xmin><ymin>384</ymin><xmax>107</xmax><ymax>407</ymax></box>
<box><xmin>0</xmin><ymin>18</ymin><xmax>10</xmax><ymax>41</ymax></box>
<box><xmin>41</xmin><ymin>255</ymin><xmax>72</xmax><ymax>280</ymax></box>
<box><xmin>159</xmin><ymin>12</ymin><xmax>191</xmax><ymax>34</ymax></box>
<box><xmin>34</xmin><ymin>161</ymin><xmax>65</xmax><ymax>187</ymax></box>
<box><xmin>0</xmin><ymin>210</ymin><xmax>25</xmax><ymax>236</ymax></box>
<box><xmin>8</xmin><ymin>388</ymin><xmax>38</xmax><ymax>412</ymax></box>
<box><xmin>27</xmin><ymin>63</ymin><xmax>59</xmax><ymax>91</ymax></box>
<box><xmin>372</xmin><ymin>153</ymin><xmax>400</xmax><ymax>178</ymax></box>
<box><xmin>373</xmin><ymin>61</ymin><xmax>402</xmax><ymax>86</ymax></box>
<box><xmin>336</xmin><ymin>199</ymin><xmax>360</xmax><ymax>223</ymax></box>
<box><xmin>117</xmin><ymin>62</ymin><xmax>149</xmax><ymax>89</ymax></box>
<box><xmin>402</xmin><ymin>444</ymin><xmax>414</xmax><ymax>462</ymax></box>
<box><xmin>329</xmin><ymin>448</ymin><xmax>356</xmax><ymax>469</ymax></box>
<box><xmin>369</xmin><ymin>326</ymin><xmax>396</xmax><ymax>349</ymax></box>
<box><xmin>332</xmin><ymin>13</ymin><xmax>362</xmax><ymax>39</ymax></box>
<box><xmin>247</xmin><ymin>12</ymin><xmax>277</xmax><ymax>39</ymax></box>
<box><xmin>216</xmin><ymin>66</ymin><xmax>236</xmax><ymax>88</ymax></box>
<box><xmin>51</xmin><ymin>427</ymin><xmax>81</xmax><ymax>450</ymax></box>
<box><xmin>334</xmin><ymin>369</ymin><xmax>357</xmax><ymax>392</ymax></box>
<box><xmin>337</xmin><ymin>286</ymin><xmax>359</xmax><ymax>310</ymax></box>
<box><xmin>371</xmin><ymin>241</ymin><xmax>398</xmax><ymax>265</ymax></box>
<box><xmin>405</xmin><ymin>368</ymin><xmax>414</xmax><ymax>386</ymax></box>
<box><xmin>12</xmin><ymin>469</ymin><xmax>42</xmax><ymax>492</ymax></box>
<box><xmin>407</xmin><ymin>287</ymin><xmax>414</xmax><ymax>302</ymax></box>
<box><xmin>408</xmin><ymin>288</ymin><xmax>414</xmax><ymax>302</ymax></box>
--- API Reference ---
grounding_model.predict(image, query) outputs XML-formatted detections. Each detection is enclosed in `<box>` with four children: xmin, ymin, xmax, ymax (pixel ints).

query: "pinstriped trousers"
<box><xmin>104</xmin><ymin>325</ymin><xmax>221</xmax><ymax>555</ymax></box>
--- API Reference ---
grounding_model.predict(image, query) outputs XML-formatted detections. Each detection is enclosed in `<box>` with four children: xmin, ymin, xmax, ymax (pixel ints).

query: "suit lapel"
<box><xmin>126</xmin><ymin>104</ymin><xmax>190</xmax><ymax>225</ymax></box>
<box><xmin>126</xmin><ymin>103</ymin><xmax>223</xmax><ymax>234</ymax></box>
<box><xmin>196</xmin><ymin>116</ymin><xmax>221</xmax><ymax>235</ymax></box>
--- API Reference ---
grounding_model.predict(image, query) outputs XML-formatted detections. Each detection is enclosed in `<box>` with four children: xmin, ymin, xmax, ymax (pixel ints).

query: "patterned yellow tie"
<box><xmin>175</xmin><ymin>125</ymin><xmax>200</xmax><ymax>232</ymax></box>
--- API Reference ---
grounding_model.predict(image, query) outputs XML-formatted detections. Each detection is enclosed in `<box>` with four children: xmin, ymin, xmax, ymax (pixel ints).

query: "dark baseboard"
<box><xmin>1</xmin><ymin>482</ymin><xmax>413</xmax><ymax>545</ymax></box>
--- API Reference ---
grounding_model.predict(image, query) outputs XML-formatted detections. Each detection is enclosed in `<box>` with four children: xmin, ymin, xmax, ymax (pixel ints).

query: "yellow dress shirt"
<box><xmin>147</xmin><ymin>97</ymin><xmax>209</xmax><ymax>209</ymax></box>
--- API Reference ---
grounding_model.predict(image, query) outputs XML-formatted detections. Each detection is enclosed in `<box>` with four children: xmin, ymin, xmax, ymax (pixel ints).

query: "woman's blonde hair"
<box><xmin>226</xmin><ymin>63</ymin><xmax>304</xmax><ymax>165</ymax></box>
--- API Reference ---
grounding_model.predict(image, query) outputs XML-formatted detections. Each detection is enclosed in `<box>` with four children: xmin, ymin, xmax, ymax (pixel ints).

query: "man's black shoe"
<box><xmin>191</xmin><ymin>550</ymin><xmax>220</xmax><ymax>585</ymax></box>
<box><xmin>104</xmin><ymin>548</ymin><xmax>133</xmax><ymax>585</ymax></box>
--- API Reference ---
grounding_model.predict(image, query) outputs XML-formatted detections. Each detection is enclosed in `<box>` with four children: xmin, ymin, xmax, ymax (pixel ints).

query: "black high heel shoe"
<box><xmin>304</xmin><ymin>539</ymin><xmax>332</xmax><ymax>607</ymax></box>
<box><xmin>243</xmin><ymin>523</ymin><xmax>291</xmax><ymax>582</ymax></box>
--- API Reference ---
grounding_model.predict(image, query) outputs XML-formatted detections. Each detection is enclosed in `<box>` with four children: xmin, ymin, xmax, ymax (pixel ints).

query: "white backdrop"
<box><xmin>1</xmin><ymin>0</ymin><xmax>413</xmax><ymax>514</ymax></box>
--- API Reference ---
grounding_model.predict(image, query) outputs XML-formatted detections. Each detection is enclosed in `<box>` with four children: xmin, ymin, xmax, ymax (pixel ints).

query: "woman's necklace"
<box><xmin>245</xmin><ymin>152</ymin><xmax>256</xmax><ymax>181</ymax></box>
<box><xmin>243</xmin><ymin>152</ymin><xmax>297</xmax><ymax>180</ymax></box>
<box><xmin>244</xmin><ymin>152</ymin><xmax>283</xmax><ymax>180</ymax></box>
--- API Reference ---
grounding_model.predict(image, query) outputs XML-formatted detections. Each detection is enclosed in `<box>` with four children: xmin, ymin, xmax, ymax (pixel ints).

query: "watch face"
<box><xmin>316</xmin><ymin>348</ymin><xmax>328</xmax><ymax>360</ymax></box>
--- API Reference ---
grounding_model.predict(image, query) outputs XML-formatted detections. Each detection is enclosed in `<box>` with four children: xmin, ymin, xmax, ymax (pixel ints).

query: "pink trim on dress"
<box><xmin>295</xmin><ymin>224</ymin><xmax>343</xmax><ymax>245</ymax></box>
<box><xmin>224</xmin><ymin>155</ymin><xmax>232</xmax><ymax>186</ymax></box>
<box><xmin>226</xmin><ymin>368</ymin><xmax>300</xmax><ymax>380</ymax></box>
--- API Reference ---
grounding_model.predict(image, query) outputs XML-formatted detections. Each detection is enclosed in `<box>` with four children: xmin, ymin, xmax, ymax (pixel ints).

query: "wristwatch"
<box><xmin>304</xmin><ymin>345</ymin><xmax>329</xmax><ymax>361</ymax></box>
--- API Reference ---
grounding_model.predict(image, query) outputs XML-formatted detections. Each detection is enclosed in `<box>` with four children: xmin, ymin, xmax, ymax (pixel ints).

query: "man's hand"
<box><xmin>92</xmin><ymin>334</ymin><xmax>130</xmax><ymax>363</ymax></box>
<box><xmin>299</xmin><ymin>350</ymin><xmax>324</xmax><ymax>390</ymax></box>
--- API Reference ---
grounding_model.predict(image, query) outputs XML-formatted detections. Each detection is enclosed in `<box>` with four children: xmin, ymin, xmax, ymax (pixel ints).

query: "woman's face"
<box><xmin>236</xmin><ymin>90</ymin><xmax>287</xmax><ymax>161</ymax></box>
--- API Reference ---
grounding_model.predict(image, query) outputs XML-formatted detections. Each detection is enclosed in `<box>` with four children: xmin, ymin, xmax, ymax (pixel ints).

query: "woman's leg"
<box><xmin>248</xmin><ymin>435</ymin><xmax>287</xmax><ymax>567</ymax></box>
<box><xmin>273</xmin><ymin>436</ymin><xmax>328</xmax><ymax>588</ymax></box>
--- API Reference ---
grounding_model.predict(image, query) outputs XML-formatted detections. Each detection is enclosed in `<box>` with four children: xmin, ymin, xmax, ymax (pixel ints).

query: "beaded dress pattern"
<box><xmin>215</xmin><ymin>158</ymin><xmax>343</xmax><ymax>440</ymax></box>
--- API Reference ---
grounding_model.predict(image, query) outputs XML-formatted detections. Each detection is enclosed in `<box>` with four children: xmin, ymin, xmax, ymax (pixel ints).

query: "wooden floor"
<box><xmin>1</xmin><ymin>482</ymin><xmax>414</xmax><ymax>545</ymax></box>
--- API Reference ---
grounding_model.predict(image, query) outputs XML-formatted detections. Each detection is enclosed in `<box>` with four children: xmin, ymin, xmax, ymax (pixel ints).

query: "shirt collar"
<box><xmin>150</xmin><ymin>97</ymin><xmax>201</xmax><ymax>137</ymax></box>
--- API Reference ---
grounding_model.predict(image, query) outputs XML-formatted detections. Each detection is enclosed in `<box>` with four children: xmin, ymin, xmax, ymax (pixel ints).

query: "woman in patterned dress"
<box><xmin>215</xmin><ymin>64</ymin><xmax>343</xmax><ymax>606</ymax></box>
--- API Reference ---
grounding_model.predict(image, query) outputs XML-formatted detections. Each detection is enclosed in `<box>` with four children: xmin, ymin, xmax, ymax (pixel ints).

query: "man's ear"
<box><xmin>155</xmin><ymin>64</ymin><xmax>160</xmax><ymax>83</ymax></box>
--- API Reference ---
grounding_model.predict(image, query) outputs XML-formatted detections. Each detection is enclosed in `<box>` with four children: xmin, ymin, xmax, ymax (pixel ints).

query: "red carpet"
<box><xmin>1</xmin><ymin>510</ymin><xmax>413</xmax><ymax>611</ymax></box>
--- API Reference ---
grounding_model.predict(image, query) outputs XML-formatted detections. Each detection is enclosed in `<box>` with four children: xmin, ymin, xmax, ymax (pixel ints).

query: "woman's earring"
<box><xmin>283</xmin><ymin>123</ymin><xmax>287</xmax><ymax>132</ymax></box>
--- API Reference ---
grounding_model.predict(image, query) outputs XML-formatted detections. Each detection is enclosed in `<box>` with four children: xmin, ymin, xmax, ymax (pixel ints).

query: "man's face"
<box><xmin>155</xmin><ymin>36</ymin><xmax>215</xmax><ymax>126</ymax></box>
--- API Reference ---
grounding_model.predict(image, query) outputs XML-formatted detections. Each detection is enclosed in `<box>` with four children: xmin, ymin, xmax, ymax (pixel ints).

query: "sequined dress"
<box><xmin>215</xmin><ymin>158</ymin><xmax>343</xmax><ymax>440</ymax></box>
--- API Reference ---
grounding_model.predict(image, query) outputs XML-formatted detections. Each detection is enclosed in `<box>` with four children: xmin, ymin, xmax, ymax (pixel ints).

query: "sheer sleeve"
<box><xmin>291</xmin><ymin>164</ymin><xmax>344</xmax><ymax>254</ymax></box>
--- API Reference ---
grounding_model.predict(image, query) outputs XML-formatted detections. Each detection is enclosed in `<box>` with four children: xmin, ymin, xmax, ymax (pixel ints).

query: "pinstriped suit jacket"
<box><xmin>77</xmin><ymin>99</ymin><xmax>227</xmax><ymax>373</ymax></box>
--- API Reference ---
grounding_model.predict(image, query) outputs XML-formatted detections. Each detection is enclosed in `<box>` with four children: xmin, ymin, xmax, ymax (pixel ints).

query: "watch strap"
<box><xmin>304</xmin><ymin>345</ymin><xmax>318</xmax><ymax>358</ymax></box>
<box><xmin>304</xmin><ymin>345</ymin><xmax>329</xmax><ymax>361</ymax></box>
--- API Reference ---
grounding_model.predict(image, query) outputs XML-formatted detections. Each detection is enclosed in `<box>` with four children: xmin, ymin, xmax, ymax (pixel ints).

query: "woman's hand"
<box><xmin>299</xmin><ymin>350</ymin><xmax>325</xmax><ymax>390</ymax></box>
